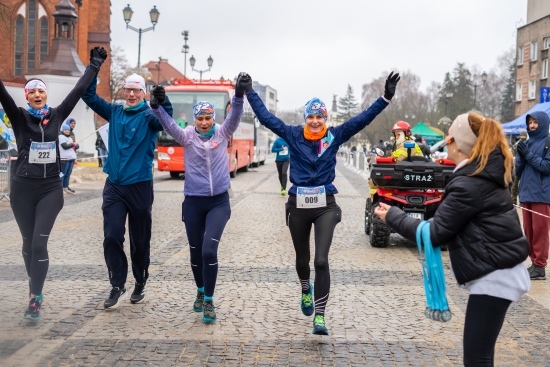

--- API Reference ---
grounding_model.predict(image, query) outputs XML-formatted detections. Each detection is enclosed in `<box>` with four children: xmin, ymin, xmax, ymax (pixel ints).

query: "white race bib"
<box><xmin>29</xmin><ymin>141</ymin><xmax>56</xmax><ymax>164</ymax></box>
<box><xmin>296</xmin><ymin>185</ymin><xmax>327</xmax><ymax>208</ymax></box>
<box><xmin>281</xmin><ymin>146</ymin><xmax>288</xmax><ymax>155</ymax></box>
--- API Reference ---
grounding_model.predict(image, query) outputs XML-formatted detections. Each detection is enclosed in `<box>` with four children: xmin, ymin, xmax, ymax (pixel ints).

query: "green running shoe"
<box><xmin>202</xmin><ymin>300</ymin><xmax>216</xmax><ymax>323</ymax></box>
<box><xmin>312</xmin><ymin>315</ymin><xmax>329</xmax><ymax>335</ymax></box>
<box><xmin>193</xmin><ymin>290</ymin><xmax>204</xmax><ymax>312</ymax></box>
<box><xmin>300</xmin><ymin>283</ymin><xmax>314</xmax><ymax>316</ymax></box>
<box><xmin>24</xmin><ymin>295</ymin><xmax>43</xmax><ymax>321</ymax></box>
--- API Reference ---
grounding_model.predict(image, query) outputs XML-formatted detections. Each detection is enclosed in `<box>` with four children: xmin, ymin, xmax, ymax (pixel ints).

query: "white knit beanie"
<box><xmin>450</xmin><ymin>113</ymin><xmax>477</xmax><ymax>155</ymax></box>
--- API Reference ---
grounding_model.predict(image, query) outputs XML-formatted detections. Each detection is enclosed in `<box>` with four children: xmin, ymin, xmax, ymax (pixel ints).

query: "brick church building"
<box><xmin>0</xmin><ymin>0</ymin><xmax>111</xmax><ymax>100</ymax></box>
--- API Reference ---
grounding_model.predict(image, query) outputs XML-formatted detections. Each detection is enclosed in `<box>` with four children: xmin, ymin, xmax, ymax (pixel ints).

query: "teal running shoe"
<box><xmin>202</xmin><ymin>300</ymin><xmax>216</xmax><ymax>323</ymax></box>
<box><xmin>312</xmin><ymin>315</ymin><xmax>329</xmax><ymax>335</ymax></box>
<box><xmin>300</xmin><ymin>283</ymin><xmax>314</xmax><ymax>316</ymax></box>
<box><xmin>193</xmin><ymin>290</ymin><xmax>204</xmax><ymax>312</ymax></box>
<box><xmin>24</xmin><ymin>295</ymin><xmax>43</xmax><ymax>321</ymax></box>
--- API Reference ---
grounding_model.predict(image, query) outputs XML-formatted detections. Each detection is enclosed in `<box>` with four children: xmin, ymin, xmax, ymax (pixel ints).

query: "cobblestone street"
<box><xmin>1</xmin><ymin>157</ymin><xmax>549</xmax><ymax>367</ymax></box>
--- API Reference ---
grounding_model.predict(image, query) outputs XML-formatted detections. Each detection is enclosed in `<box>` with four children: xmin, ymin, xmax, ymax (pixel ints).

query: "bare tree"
<box><xmin>110</xmin><ymin>45</ymin><xmax>131</xmax><ymax>102</ymax></box>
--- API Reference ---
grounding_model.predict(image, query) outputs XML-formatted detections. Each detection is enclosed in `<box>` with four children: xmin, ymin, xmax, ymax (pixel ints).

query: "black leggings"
<box><xmin>463</xmin><ymin>294</ymin><xmax>512</xmax><ymax>367</ymax></box>
<box><xmin>182</xmin><ymin>192</ymin><xmax>231</xmax><ymax>297</ymax></box>
<box><xmin>11</xmin><ymin>176</ymin><xmax>64</xmax><ymax>295</ymax></box>
<box><xmin>276</xmin><ymin>160</ymin><xmax>289</xmax><ymax>190</ymax></box>
<box><xmin>285</xmin><ymin>195</ymin><xmax>341</xmax><ymax>316</ymax></box>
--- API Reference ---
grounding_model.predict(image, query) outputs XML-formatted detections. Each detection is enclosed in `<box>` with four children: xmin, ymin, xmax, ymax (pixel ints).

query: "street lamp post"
<box><xmin>438</xmin><ymin>91</ymin><xmax>453</xmax><ymax>116</ymax></box>
<box><xmin>155</xmin><ymin>56</ymin><xmax>162</xmax><ymax>84</ymax></box>
<box><xmin>123</xmin><ymin>4</ymin><xmax>160</xmax><ymax>68</ymax></box>
<box><xmin>189</xmin><ymin>55</ymin><xmax>213</xmax><ymax>82</ymax></box>
<box><xmin>181</xmin><ymin>30</ymin><xmax>189</xmax><ymax>77</ymax></box>
<box><xmin>465</xmin><ymin>71</ymin><xmax>487</xmax><ymax>110</ymax></box>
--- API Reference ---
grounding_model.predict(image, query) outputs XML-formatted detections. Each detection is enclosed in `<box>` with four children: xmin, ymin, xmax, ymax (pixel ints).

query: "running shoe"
<box><xmin>130</xmin><ymin>283</ymin><xmax>146</xmax><ymax>304</ymax></box>
<box><xmin>104</xmin><ymin>287</ymin><xmax>128</xmax><ymax>309</ymax></box>
<box><xmin>312</xmin><ymin>315</ymin><xmax>329</xmax><ymax>335</ymax></box>
<box><xmin>24</xmin><ymin>295</ymin><xmax>43</xmax><ymax>321</ymax></box>
<box><xmin>63</xmin><ymin>188</ymin><xmax>74</xmax><ymax>195</ymax></box>
<box><xmin>203</xmin><ymin>300</ymin><xmax>216</xmax><ymax>323</ymax></box>
<box><xmin>193</xmin><ymin>290</ymin><xmax>205</xmax><ymax>312</ymax></box>
<box><xmin>67</xmin><ymin>187</ymin><xmax>75</xmax><ymax>193</ymax></box>
<box><xmin>530</xmin><ymin>266</ymin><xmax>546</xmax><ymax>280</ymax></box>
<box><xmin>281</xmin><ymin>189</ymin><xmax>286</xmax><ymax>196</ymax></box>
<box><xmin>300</xmin><ymin>283</ymin><xmax>314</xmax><ymax>316</ymax></box>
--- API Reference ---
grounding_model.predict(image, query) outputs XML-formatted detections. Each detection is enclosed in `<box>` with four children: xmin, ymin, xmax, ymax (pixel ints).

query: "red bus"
<box><xmin>157</xmin><ymin>78</ymin><xmax>266</xmax><ymax>178</ymax></box>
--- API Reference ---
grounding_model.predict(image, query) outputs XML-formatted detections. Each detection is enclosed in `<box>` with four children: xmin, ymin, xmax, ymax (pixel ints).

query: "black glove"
<box><xmin>516</xmin><ymin>140</ymin><xmax>527</xmax><ymax>156</ymax></box>
<box><xmin>383</xmin><ymin>71</ymin><xmax>401</xmax><ymax>101</ymax></box>
<box><xmin>150</xmin><ymin>85</ymin><xmax>166</xmax><ymax>109</ymax></box>
<box><xmin>235</xmin><ymin>72</ymin><xmax>253</xmax><ymax>97</ymax></box>
<box><xmin>90</xmin><ymin>47</ymin><xmax>108</xmax><ymax>71</ymax></box>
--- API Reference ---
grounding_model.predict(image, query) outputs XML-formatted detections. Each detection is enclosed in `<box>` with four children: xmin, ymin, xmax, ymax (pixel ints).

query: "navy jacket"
<box><xmin>515</xmin><ymin>110</ymin><xmax>550</xmax><ymax>204</ymax></box>
<box><xmin>247</xmin><ymin>91</ymin><xmax>388</xmax><ymax>195</ymax></box>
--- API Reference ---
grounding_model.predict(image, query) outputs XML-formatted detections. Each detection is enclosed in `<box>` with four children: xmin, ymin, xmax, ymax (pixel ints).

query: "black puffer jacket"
<box><xmin>386</xmin><ymin>148</ymin><xmax>529</xmax><ymax>284</ymax></box>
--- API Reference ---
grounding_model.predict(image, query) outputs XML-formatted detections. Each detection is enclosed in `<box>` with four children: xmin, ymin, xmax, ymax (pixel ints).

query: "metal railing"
<box><xmin>0</xmin><ymin>149</ymin><xmax>11</xmax><ymax>201</ymax></box>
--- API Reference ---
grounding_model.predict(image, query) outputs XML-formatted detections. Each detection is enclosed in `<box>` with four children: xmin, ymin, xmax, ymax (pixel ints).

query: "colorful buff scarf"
<box><xmin>24</xmin><ymin>79</ymin><xmax>47</xmax><ymax>99</ymax></box>
<box><xmin>26</xmin><ymin>104</ymin><xmax>50</xmax><ymax>118</ymax></box>
<box><xmin>193</xmin><ymin>101</ymin><xmax>216</xmax><ymax>121</ymax></box>
<box><xmin>303</xmin><ymin>97</ymin><xmax>328</xmax><ymax>121</ymax></box>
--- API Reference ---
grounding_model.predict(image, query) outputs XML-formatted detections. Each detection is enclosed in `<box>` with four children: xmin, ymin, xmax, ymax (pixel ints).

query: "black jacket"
<box><xmin>386</xmin><ymin>148</ymin><xmax>529</xmax><ymax>284</ymax></box>
<box><xmin>0</xmin><ymin>66</ymin><xmax>97</xmax><ymax>179</ymax></box>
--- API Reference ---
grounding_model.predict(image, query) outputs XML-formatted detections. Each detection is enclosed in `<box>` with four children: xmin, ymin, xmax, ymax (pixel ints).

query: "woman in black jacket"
<box><xmin>0</xmin><ymin>47</ymin><xmax>107</xmax><ymax>321</ymax></box>
<box><xmin>374</xmin><ymin>112</ymin><xmax>530</xmax><ymax>367</ymax></box>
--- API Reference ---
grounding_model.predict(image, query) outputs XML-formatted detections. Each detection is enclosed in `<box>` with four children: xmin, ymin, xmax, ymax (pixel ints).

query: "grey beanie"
<box><xmin>519</xmin><ymin>129</ymin><xmax>528</xmax><ymax>137</ymax></box>
<box><xmin>450</xmin><ymin>113</ymin><xmax>477</xmax><ymax>155</ymax></box>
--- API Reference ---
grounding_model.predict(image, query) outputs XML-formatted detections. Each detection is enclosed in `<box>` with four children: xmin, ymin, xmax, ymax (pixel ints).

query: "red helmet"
<box><xmin>392</xmin><ymin>120</ymin><xmax>412</xmax><ymax>137</ymax></box>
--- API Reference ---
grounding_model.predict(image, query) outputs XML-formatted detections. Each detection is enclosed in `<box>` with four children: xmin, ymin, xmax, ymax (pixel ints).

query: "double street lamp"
<box><xmin>189</xmin><ymin>55</ymin><xmax>213</xmax><ymax>82</ymax></box>
<box><xmin>123</xmin><ymin>4</ymin><xmax>160</xmax><ymax>67</ymax></box>
<box><xmin>465</xmin><ymin>71</ymin><xmax>487</xmax><ymax>110</ymax></box>
<box><xmin>438</xmin><ymin>90</ymin><xmax>453</xmax><ymax>116</ymax></box>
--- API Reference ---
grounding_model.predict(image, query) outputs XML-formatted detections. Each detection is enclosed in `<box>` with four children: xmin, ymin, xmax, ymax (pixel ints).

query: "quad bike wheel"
<box><xmin>370</xmin><ymin>213</ymin><xmax>391</xmax><ymax>248</ymax></box>
<box><xmin>364</xmin><ymin>198</ymin><xmax>372</xmax><ymax>235</ymax></box>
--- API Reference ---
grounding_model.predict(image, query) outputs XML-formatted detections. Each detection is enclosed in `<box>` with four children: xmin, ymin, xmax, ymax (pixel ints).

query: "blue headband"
<box><xmin>304</xmin><ymin>97</ymin><xmax>328</xmax><ymax>121</ymax></box>
<box><xmin>193</xmin><ymin>101</ymin><xmax>216</xmax><ymax>121</ymax></box>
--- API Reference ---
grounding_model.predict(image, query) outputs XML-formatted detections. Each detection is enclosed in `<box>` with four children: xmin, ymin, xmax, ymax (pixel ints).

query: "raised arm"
<box><xmin>333</xmin><ymin>72</ymin><xmax>400</xmax><ymax>143</ymax></box>
<box><xmin>218</xmin><ymin>96</ymin><xmax>244</xmax><ymax>139</ymax></box>
<box><xmin>237</xmin><ymin>72</ymin><xmax>292</xmax><ymax>141</ymax></box>
<box><xmin>0</xmin><ymin>79</ymin><xmax>22</xmax><ymax>126</ymax></box>
<box><xmin>151</xmin><ymin>104</ymin><xmax>187</xmax><ymax>145</ymax></box>
<box><xmin>81</xmin><ymin>73</ymin><xmax>112</xmax><ymax>121</ymax></box>
<box><xmin>56</xmin><ymin>47</ymin><xmax>107</xmax><ymax>122</ymax></box>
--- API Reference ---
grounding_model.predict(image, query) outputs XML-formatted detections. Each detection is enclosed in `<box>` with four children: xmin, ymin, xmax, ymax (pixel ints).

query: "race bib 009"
<box><xmin>296</xmin><ymin>185</ymin><xmax>327</xmax><ymax>209</ymax></box>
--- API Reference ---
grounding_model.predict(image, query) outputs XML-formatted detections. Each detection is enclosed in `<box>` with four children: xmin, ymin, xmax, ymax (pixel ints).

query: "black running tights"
<box><xmin>463</xmin><ymin>294</ymin><xmax>512</xmax><ymax>367</ymax></box>
<box><xmin>11</xmin><ymin>176</ymin><xmax>63</xmax><ymax>296</ymax></box>
<box><xmin>285</xmin><ymin>195</ymin><xmax>341</xmax><ymax>316</ymax></box>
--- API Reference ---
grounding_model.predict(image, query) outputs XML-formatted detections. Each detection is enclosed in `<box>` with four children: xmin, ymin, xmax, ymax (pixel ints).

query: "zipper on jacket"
<box><xmin>205</xmin><ymin>141</ymin><xmax>214</xmax><ymax>196</ymax></box>
<box><xmin>40</xmin><ymin>119</ymin><xmax>46</xmax><ymax>178</ymax></box>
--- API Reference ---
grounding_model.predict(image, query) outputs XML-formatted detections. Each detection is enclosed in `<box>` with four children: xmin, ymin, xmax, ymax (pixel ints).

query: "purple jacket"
<box><xmin>152</xmin><ymin>96</ymin><xmax>244</xmax><ymax>196</ymax></box>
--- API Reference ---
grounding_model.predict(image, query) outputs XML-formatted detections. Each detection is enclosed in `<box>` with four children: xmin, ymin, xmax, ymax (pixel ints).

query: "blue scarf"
<box><xmin>195</xmin><ymin>125</ymin><xmax>216</xmax><ymax>139</ymax></box>
<box><xmin>123</xmin><ymin>100</ymin><xmax>146</xmax><ymax>111</ymax></box>
<box><xmin>27</xmin><ymin>104</ymin><xmax>50</xmax><ymax>118</ymax></box>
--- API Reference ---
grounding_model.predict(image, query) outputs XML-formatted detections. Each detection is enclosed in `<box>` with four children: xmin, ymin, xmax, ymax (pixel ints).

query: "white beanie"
<box><xmin>450</xmin><ymin>113</ymin><xmax>477</xmax><ymax>155</ymax></box>
<box><xmin>123</xmin><ymin>73</ymin><xmax>146</xmax><ymax>93</ymax></box>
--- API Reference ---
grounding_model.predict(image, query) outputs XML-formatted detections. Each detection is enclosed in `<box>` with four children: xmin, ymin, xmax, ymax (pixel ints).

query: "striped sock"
<box><xmin>300</xmin><ymin>279</ymin><xmax>310</xmax><ymax>293</ymax></box>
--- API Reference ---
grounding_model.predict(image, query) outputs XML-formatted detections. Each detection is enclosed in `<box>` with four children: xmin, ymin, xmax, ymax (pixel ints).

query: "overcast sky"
<box><xmin>110</xmin><ymin>0</ymin><xmax>527</xmax><ymax>110</ymax></box>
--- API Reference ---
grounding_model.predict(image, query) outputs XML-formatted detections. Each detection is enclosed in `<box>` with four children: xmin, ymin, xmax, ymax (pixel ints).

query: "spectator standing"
<box><xmin>82</xmin><ymin>72</ymin><xmax>173</xmax><ymax>309</ymax></box>
<box><xmin>59</xmin><ymin>123</ymin><xmax>77</xmax><ymax>194</ymax></box>
<box><xmin>511</xmin><ymin>130</ymin><xmax>527</xmax><ymax>204</ymax></box>
<box><xmin>515</xmin><ymin>112</ymin><xmax>550</xmax><ymax>280</ymax></box>
<box><xmin>95</xmin><ymin>132</ymin><xmax>107</xmax><ymax>167</ymax></box>
<box><xmin>271</xmin><ymin>136</ymin><xmax>290</xmax><ymax>196</ymax></box>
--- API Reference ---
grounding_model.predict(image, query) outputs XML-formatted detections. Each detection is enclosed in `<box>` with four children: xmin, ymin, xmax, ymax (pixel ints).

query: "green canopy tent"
<box><xmin>411</xmin><ymin>122</ymin><xmax>444</xmax><ymax>145</ymax></box>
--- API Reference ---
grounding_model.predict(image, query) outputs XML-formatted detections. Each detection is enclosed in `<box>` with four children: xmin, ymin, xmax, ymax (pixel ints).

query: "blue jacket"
<box><xmin>515</xmin><ymin>110</ymin><xmax>550</xmax><ymax>204</ymax></box>
<box><xmin>82</xmin><ymin>75</ymin><xmax>173</xmax><ymax>185</ymax></box>
<box><xmin>247</xmin><ymin>91</ymin><xmax>388</xmax><ymax>195</ymax></box>
<box><xmin>271</xmin><ymin>136</ymin><xmax>290</xmax><ymax>162</ymax></box>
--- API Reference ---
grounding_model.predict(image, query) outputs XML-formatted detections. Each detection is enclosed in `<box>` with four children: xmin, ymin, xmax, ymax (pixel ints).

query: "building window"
<box><xmin>517</xmin><ymin>47</ymin><xmax>524</xmax><ymax>65</ymax></box>
<box><xmin>269</xmin><ymin>91</ymin><xmax>275</xmax><ymax>99</ymax></box>
<box><xmin>13</xmin><ymin>1</ymin><xmax>49</xmax><ymax>75</ymax></box>
<box><xmin>530</xmin><ymin>42</ymin><xmax>538</xmax><ymax>61</ymax></box>
<box><xmin>544</xmin><ymin>37</ymin><xmax>550</xmax><ymax>50</ymax></box>
<box><xmin>516</xmin><ymin>83</ymin><xmax>522</xmax><ymax>101</ymax></box>
<box><xmin>543</xmin><ymin>59</ymin><xmax>549</xmax><ymax>79</ymax></box>
<box><xmin>40</xmin><ymin>17</ymin><xmax>49</xmax><ymax>64</ymax></box>
<box><xmin>14</xmin><ymin>16</ymin><xmax>24</xmax><ymax>76</ymax></box>
<box><xmin>528</xmin><ymin>80</ymin><xmax>536</xmax><ymax>100</ymax></box>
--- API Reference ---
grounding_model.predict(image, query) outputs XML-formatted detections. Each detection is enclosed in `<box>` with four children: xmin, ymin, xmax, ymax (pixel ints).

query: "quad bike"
<box><xmin>365</xmin><ymin>142</ymin><xmax>455</xmax><ymax>248</ymax></box>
